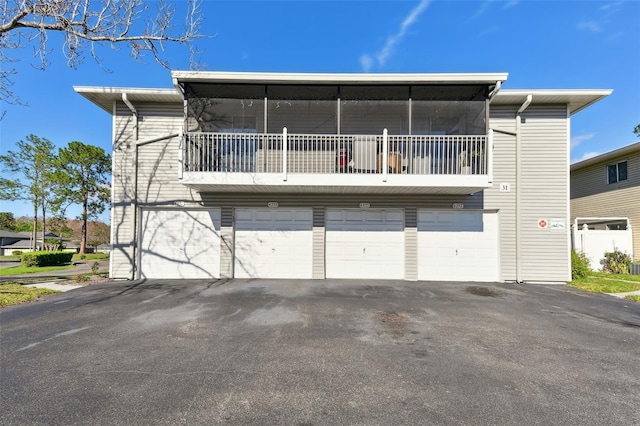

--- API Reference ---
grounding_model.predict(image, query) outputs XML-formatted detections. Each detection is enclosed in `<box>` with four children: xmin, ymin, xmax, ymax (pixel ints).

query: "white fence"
<box><xmin>572</xmin><ymin>218</ymin><xmax>633</xmax><ymax>270</ymax></box>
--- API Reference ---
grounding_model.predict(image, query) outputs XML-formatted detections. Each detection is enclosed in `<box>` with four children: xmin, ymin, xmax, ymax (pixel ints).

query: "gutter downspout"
<box><xmin>122</xmin><ymin>93</ymin><xmax>139</xmax><ymax>281</ymax></box>
<box><xmin>515</xmin><ymin>94</ymin><xmax>532</xmax><ymax>283</ymax></box>
<box><xmin>488</xmin><ymin>81</ymin><xmax>502</xmax><ymax>100</ymax></box>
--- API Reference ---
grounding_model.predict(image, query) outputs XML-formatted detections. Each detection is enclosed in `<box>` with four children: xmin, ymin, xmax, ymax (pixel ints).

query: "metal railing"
<box><xmin>182</xmin><ymin>130</ymin><xmax>489</xmax><ymax>176</ymax></box>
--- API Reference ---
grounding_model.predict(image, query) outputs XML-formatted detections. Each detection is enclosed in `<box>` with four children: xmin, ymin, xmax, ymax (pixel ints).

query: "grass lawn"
<box><xmin>0</xmin><ymin>282</ymin><xmax>59</xmax><ymax>307</ymax></box>
<box><xmin>625</xmin><ymin>295</ymin><xmax>640</xmax><ymax>302</ymax></box>
<box><xmin>72</xmin><ymin>253</ymin><xmax>110</xmax><ymax>261</ymax></box>
<box><xmin>569</xmin><ymin>272</ymin><xmax>640</xmax><ymax>294</ymax></box>
<box><xmin>0</xmin><ymin>264</ymin><xmax>74</xmax><ymax>277</ymax></box>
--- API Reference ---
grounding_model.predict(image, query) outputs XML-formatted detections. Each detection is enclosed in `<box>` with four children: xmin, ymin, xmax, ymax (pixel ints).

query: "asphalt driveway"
<box><xmin>1</xmin><ymin>279</ymin><xmax>639</xmax><ymax>425</ymax></box>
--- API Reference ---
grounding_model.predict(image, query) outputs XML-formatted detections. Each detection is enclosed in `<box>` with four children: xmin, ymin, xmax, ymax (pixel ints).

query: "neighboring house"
<box><xmin>571</xmin><ymin>142</ymin><xmax>640</xmax><ymax>262</ymax></box>
<box><xmin>0</xmin><ymin>230</ymin><xmax>31</xmax><ymax>256</ymax></box>
<box><xmin>0</xmin><ymin>231</ymin><xmax>61</xmax><ymax>255</ymax></box>
<box><xmin>75</xmin><ymin>72</ymin><xmax>611</xmax><ymax>282</ymax></box>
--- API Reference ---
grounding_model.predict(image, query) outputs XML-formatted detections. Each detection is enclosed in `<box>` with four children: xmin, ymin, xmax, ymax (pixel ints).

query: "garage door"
<box><xmin>326</xmin><ymin>209</ymin><xmax>405</xmax><ymax>279</ymax></box>
<box><xmin>417</xmin><ymin>210</ymin><xmax>498</xmax><ymax>282</ymax></box>
<box><xmin>139</xmin><ymin>209</ymin><xmax>221</xmax><ymax>279</ymax></box>
<box><xmin>234</xmin><ymin>208</ymin><xmax>313</xmax><ymax>278</ymax></box>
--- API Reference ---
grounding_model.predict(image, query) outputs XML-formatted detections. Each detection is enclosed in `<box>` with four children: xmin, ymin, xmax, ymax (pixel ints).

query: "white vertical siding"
<box><xmin>111</xmin><ymin>102</ymin><xmax>203</xmax><ymax>278</ymax></box>
<box><xmin>487</xmin><ymin>104</ymin><xmax>571</xmax><ymax>282</ymax></box>
<box><xmin>519</xmin><ymin>106</ymin><xmax>570</xmax><ymax>281</ymax></box>
<box><xmin>404</xmin><ymin>227</ymin><xmax>418</xmax><ymax>280</ymax></box>
<box><xmin>220</xmin><ymin>226</ymin><xmax>234</xmax><ymax>278</ymax></box>
<box><xmin>486</xmin><ymin>107</ymin><xmax>517</xmax><ymax>281</ymax></box>
<box><xmin>111</xmin><ymin>108</ymin><xmax>135</xmax><ymax>278</ymax></box>
<box><xmin>404</xmin><ymin>208</ymin><xmax>418</xmax><ymax>281</ymax></box>
<box><xmin>312</xmin><ymin>207</ymin><xmax>325</xmax><ymax>279</ymax></box>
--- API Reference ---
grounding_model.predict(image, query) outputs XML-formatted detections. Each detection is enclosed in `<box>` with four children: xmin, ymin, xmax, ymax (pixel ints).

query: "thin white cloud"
<box><xmin>599</xmin><ymin>1</ymin><xmax>623</xmax><ymax>13</ymax></box>
<box><xmin>360</xmin><ymin>0</ymin><xmax>430</xmax><ymax>72</ymax></box>
<box><xmin>472</xmin><ymin>0</ymin><xmax>493</xmax><ymax>20</ymax></box>
<box><xmin>360</xmin><ymin>54</ymin><xmax>373</xmax><ymax>73</ymax></box>
<box><xmin>504</xmin><ymin>0</ymin><xmax>520</xmax><ymax>9</ymax></box>
<box><xmin>573</xmin><ymin>151</ymin><xmax>601</xmax><ymax>163</ymax></box>
<box><xmin>577</xmin><ymin>21</ymin><xmax>602</xmax><ymax>33</ymax></box>
<box><xmin>605</xmin><ymin>31</ymin><xmax>623</xmax><ymax>42</ymax></box>
<box><xmin>571</xmin><ymin>133</ymin><xmax>595</xmax><ymax>149</ymax></box>
<box><xmin>478</xmin><ymin>26</ymin><xmax>499</xmax><ymax>37</ymax></box>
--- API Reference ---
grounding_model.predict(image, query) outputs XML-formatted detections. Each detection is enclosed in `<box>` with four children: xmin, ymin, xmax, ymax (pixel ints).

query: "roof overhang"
<box><xmin>73</xmin><ymin>86</ymin><xmax>183</xmax><ymax>114</ymax></box>
<box><xmin>493</xmin><ymin>89</ymin><xmax>613</xmax><ymax>116</ymax></box>
<box><xmin>75</xmin><ymin>79</ymin><xmax>612</xmax><ymax>117</ymax></box>
<box><xmin>571</xmin><ymin>141</ymin><xmax>640</xmax><ymax>171</ymax></box>
<box><xmin>171</xmin><ymin>70</ymin><xmax>509</xmax><ymax>88</ymax></box>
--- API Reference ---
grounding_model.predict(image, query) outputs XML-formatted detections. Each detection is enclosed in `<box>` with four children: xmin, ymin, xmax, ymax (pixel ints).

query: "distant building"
<box><xmin>571</xmin><ymin>141</ymin><xmax>640</xmax><ymax>261</ymax></box>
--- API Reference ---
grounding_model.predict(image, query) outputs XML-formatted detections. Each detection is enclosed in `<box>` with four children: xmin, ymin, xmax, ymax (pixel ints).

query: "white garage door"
<box><xmin>234</xmin><ymin>208</ymin><xmax>313</xmax><ymax>279</ymax></box>
<box><xmin>326</xmin><ymin>209</ymin><xmax>405</xmax><ymax>279</ymax></box>
<box><xmin>417</xmin><ymin>210</ymin><xmax>499</xmax><ymax>282</ymax></box>
<box><xmin>140</xmin><ymin>209</ymin><xmax>221</xmax><ymax>279</ymax></box>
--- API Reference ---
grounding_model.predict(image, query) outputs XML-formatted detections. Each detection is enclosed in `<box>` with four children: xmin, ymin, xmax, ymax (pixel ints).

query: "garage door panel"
<box><xmin>326</xmin><ymin>209</ymin><xmax>405</xmax><ymax>279</ymax></box>
<box><xmin>418</xmin><ymin>211</ymin><xmax>498</xmax><ymax>282</ymax></box>
<box><xmin>140</xmin><ymin>210</ymin><xmax>221</xmax><ymax>279</ymax></box>
<box><xmin>234</xmin><ymin>209</ymin><xmax>313</xmax><ymax>279</ymax></box>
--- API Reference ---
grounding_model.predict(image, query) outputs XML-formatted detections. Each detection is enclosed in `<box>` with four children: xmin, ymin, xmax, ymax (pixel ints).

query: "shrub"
<box><xmin>80</xmin><ymin>254</ymin><xmax>86</xmax><ymax>260</ymax></box>
<box><xmin>571</xmin><ymin>250</ymin><xmax>590</xmax><ymax>279</ymax></box>
<box><xmin>90</xmin><ymin>261</ymin><xmax>100</xmax><ymax>274</ymax></box>
<box><xmin>21</xmin><ymin>251</ymin><xmax>74</xmax><ymax>267</ymax></box>
<box><xmin>601</xmin><ymin>249</ymin><xmax>631</xmax><ymax>274</ymax></box>
<box><xmin>11</xmin><ymin>250</ymin><xmax>22</xmax><ymax>256</ymax></box>
<box><xmin>73</xmin><ymin>273</ymin><xmax>89</xmax><ymax>283</ymax></box>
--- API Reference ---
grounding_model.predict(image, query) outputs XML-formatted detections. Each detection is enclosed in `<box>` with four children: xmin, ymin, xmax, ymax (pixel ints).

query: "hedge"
<box><xmin>21</xmin><ymin>251</ymin><xmax>74</xmax><ymax>267</ymax></box>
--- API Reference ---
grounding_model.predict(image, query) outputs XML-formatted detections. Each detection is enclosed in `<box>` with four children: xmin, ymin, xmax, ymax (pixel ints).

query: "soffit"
<box><xmin>493</xmin><ymin>89</ymin><xmax>613</xmax><ymax>115</ymax></box>
<box><xmin>73</xmin><ymin>86</ymin><xmax>183</xmax><ymax>113</ymax></box>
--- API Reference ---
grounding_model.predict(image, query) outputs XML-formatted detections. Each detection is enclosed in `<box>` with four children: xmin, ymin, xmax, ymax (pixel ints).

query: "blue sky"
<box><xmin>1</xmin><ymin>0</ymin><xmax>639</xmax><ymax>223</ymax></box>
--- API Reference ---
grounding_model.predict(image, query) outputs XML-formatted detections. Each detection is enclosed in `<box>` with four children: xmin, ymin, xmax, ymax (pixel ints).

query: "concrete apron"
<box><xmin>24</xmin><ymin>282</ymin><xmax>84</xmax><ymax>292</ymax></box>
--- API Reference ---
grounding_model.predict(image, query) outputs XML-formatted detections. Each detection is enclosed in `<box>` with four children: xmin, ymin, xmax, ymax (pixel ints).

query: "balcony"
<box><xmin>179</xmin><ymin>129</ymin><xmax>493</xmax><ymax>194</ymax></box>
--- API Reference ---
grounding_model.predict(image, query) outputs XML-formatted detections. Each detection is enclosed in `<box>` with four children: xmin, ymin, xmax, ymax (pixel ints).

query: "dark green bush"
<box><xmin>571</xmin><ymin>250</ymin><xmax>590</xmax><ymax>279</ymax></box>
<box><xmin>21</xmin><ymin>251</ymin><xmax>74</xmax><ymax>267</ymax></box>
<box><xmin>601</xmin><ymin>249</ymin><xmax>631</xmax><ymax>274</ymax></box>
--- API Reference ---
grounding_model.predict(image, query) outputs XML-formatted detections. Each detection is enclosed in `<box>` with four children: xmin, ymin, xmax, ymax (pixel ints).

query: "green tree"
<box><xmin>634</xmin><ymin>124</ymin><xmax>640</xmax><ymax>139</ymax></box>
<box><xmin>56</xmin><ymin>142</ymin><xmax>111</xmax><ymax>254</ymax></box>
<box><xmin>0</xmin><ymin>135</ymin><xmax>56</xmax><ymax>250</ymax></box>
<box><xmin>14</xmin><ymin>217</ymin><xmax>38</xmax><ymax>233</ymax></box>
<box><xmin>0</xmin><ymin>212</ymin><xmax>16</xmax><ymax>230</ymax></box>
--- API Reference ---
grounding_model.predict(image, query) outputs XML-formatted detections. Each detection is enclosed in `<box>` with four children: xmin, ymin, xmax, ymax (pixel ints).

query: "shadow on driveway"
<box><xmin>1</xmin><ymin>279</ymin><xmax>639</xmax><ymax>425</ymax></box>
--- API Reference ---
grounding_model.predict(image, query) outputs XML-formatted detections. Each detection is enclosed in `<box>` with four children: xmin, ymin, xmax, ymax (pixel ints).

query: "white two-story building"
<box><xmin>76</xmin><ymin>71</ymin><xmax>610</xmax><ymax>283</ymax></box>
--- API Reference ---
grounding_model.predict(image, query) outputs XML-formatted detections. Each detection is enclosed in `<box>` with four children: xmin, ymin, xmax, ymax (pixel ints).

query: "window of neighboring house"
<box><xmin>607</xmin><ymin>161</ymin><xmax>628</xmax><ymax>184</ymax></box>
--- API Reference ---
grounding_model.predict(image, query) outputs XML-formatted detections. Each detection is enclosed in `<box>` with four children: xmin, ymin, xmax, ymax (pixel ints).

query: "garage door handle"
<box><xmin>456</xmin><ymin>249</ymin><xmax>458</xmax><ymax>256</ymax></box>
<box><xmin>363</xmin><ymin>248</ymin><xmax>366</xmax><ymax>254</ymax></box>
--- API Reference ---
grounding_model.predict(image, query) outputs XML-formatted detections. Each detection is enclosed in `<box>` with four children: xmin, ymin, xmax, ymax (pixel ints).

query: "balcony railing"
<box><xmin>182</xmin><ymin>129</ymin><xmax>491</xmax><ymax>178</ymax></box>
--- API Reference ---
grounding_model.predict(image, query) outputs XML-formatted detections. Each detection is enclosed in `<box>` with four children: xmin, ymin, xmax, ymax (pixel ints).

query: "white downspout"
<box><xmin>122</xmin><ymin>93</ymin><xmax>139</xmax><ymax>280</ymax></box>
<box><xmin>515</xmin><ymin>94</ymin><xmax>532</xmax><ymax>283</ymax></box>
<box><xmin>488</xmin><ymin>81</ymin><xmax>502</xmax><ymax>100</ymax></box>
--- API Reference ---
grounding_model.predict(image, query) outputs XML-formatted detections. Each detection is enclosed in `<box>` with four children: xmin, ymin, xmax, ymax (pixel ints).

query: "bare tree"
<box><xmin>0</xmin><ymin>0</ymin><xmax>205</xmax><ymax>112</ymax></box>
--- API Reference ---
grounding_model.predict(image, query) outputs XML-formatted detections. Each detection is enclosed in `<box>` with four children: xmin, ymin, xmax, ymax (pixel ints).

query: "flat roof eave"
<box><xmin>171</xmin><ymin>70</ymin><xmax>509</xmax><ymax>86</ymax></box>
